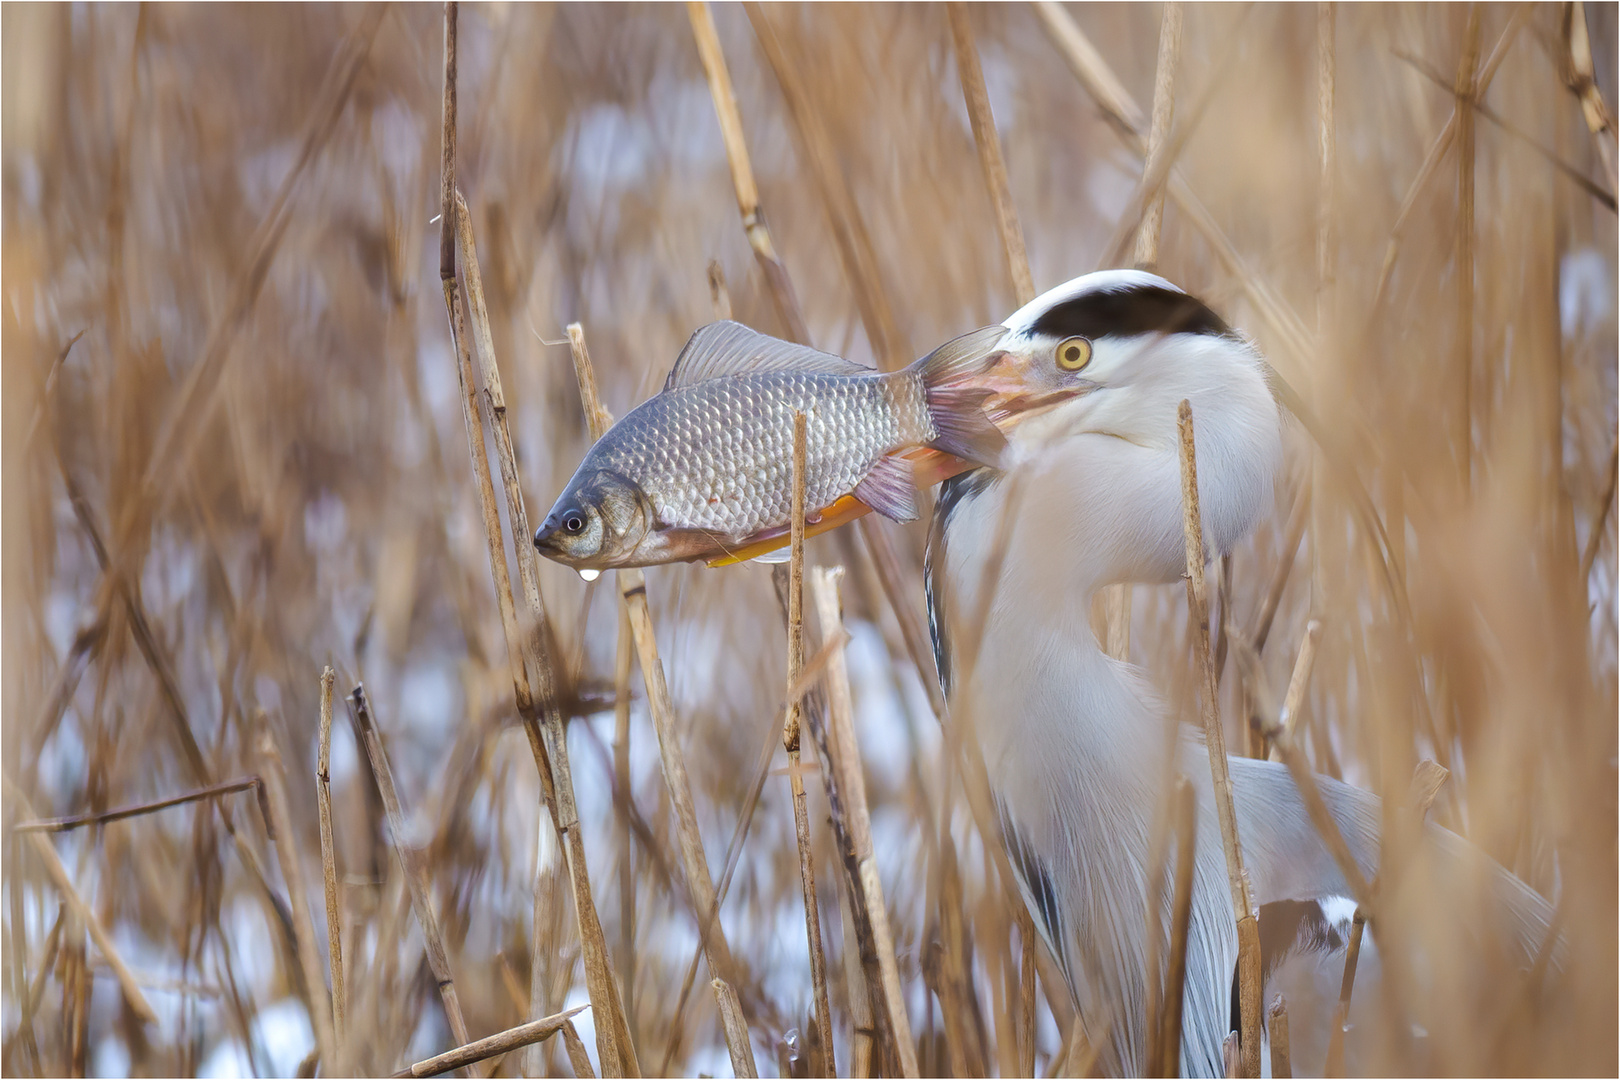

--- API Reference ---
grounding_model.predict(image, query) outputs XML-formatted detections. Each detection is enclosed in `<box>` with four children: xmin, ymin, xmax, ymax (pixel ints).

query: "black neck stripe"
<box><xmin>1028</xmin><ymin>284</ymin><xmax>1232</xmax><ymax>340</ymax></box>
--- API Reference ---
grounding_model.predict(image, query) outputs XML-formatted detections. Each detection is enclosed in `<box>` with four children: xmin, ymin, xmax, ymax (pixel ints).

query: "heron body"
<box><xmin>924</xmin><ymin>271</ymin><xmax>1554</xmax><ymax>1075</ymax></box>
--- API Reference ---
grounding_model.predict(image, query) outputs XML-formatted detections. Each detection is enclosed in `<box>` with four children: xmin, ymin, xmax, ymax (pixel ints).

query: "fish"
<box><xmin>532</xmin><ymin>320</ymin><xmax>1010</xmax><ymax>571</ymax></box>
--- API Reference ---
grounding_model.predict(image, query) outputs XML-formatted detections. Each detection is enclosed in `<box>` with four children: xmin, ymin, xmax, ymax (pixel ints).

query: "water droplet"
<box><xmin>578</xmin><ymin>568</ymin><xmax>601</xmax><ymax>582</ymax></box>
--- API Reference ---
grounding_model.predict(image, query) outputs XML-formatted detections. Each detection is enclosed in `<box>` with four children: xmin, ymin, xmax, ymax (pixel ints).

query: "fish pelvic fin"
<box><xmin>916</xmin><ymin>325</ymin><xmax>1010</xmax><ymax>468</ymax></box>
<box><xmin>854</xmin><ymin>455</ymin><xmax>920</xmax><ymax>523</ymax></box>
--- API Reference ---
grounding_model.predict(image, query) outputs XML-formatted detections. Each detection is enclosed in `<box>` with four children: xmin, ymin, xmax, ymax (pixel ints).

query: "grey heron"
<box><xmin>923</xmin><ymin>270</ymin><xmax>1557</xmax><ymax>1076</ymax></box>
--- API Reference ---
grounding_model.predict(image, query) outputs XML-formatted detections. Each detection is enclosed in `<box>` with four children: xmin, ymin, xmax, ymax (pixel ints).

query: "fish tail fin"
<box><xmin>914</xmin><ymin>325</ymin><xmax>1009</xmax><ymax>468</ymax></box>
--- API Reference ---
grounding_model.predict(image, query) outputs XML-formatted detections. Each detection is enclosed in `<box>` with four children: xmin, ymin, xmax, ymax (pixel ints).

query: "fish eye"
<box><xmin>562</xmin><ymin>510</ymin><xmax>586</xmax><ymax>534</ymax></box>
<box><xmin>1056</xmin><ymin>336</ymin><xmax>1093</xmax><ymax>372</ymax></box>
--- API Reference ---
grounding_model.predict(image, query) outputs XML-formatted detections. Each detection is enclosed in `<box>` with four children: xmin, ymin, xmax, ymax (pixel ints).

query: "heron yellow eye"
<box><xmin>1056</xmin><ymin>336</ymin><xmax>1093</xmax><ymax>371</ymax></box>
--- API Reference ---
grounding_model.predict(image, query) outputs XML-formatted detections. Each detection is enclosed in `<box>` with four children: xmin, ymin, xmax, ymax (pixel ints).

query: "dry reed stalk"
<box><xmin>443</xmin><ymin>52</ymin><xmax>636</xmax><ymax>1062</ymax></box>
<box><xmin>685</xmin><ymin>0</ymin><xmax>809</xmax><ymax>344</ymax></box>
<box><xmin>1267</xmin><ymin>996</ymin><xmax>1291</xmax><ymax>1078</ymax></box>
<box><xmin>10</xmin><ymin>777</ymin><xmax>264</xmax><ymax>834</ymax></box>
<box><xmin>5</xmin><ymin>789</ymin><xmax>157</xmax><ymax>1026</ymax></box>
<box><xmin>255</xmin><ymin>724</ymin><xmax>338</xmax><ymax>1073</ymax></box>
<box><xmin>345</xmin><ymin>686</ymin><xmax>472</xmax><ymax>1056</ymax></box>
<box><xmin>811</xmin><ymin>566</ymin><xmax>921</xmax><ymax>1079</ymax></box>
<box><xmin>1156</xmin><ymin>777</ymin><xmax>1198</xmax><ymax>1079</ymax></box>
<box><xmin>1135</xmin><ymin>2</ymin><xmax>1182</xmax><ymax>271</ymax></box>
<box><xmin>1176</xmin><ymin>400</ymin><xmax>1261</xmax><ymax>1077</ymax></box>
<box><xmin>838</xmin><ymin>883</ymin><xmax>876</xmax><ymax>1078</ymax></box>
<box><xmin>942</xmin><ymin>15</ymin><xmax>1084</xmax><ymax>1052</ymax></box>
<box><xmin>130</xmin><ymin>4</ymin><xmax>386</xmax><ymax>532</ymax></box>
<box><xmin>947</xmin><ymin>2</ymin><xmax>1035</xmax><ymax>307</ymax></box>
<box><xmin>562</xmin><ymin>323</ymin><xmax>751</xmax><ymax>1074</ymax></box>
<box><xmin>743</xmin><ymin>2</ymin><xmax>905</xmax><ymax>369</ymax></box>
<box><xmin>1369</xmin><ymin>9</ymin><xmax>1529</xmax><ymax>312</ymax></box>
<box><xmin>1393</xmin><ymin>50</ymin><xmax>1616</xmax><ymax>209</ymax></box>
<box><xmin>1323</xmin><ymin>908</ymin><xmax>1366</xmax><ymax>1077</ymax></box>
<box><xmin>713</xmin><ymin>978</ymin><xmax>759</xmax><ymax>1079</ymax></box>
<box><xmin>685</xmin><ymin>23</ymin><xmax>1058</xmax><ymax>1035</ymax></box>
<box><xmin>393</xmin><ymin>1005</ymin><xmax>589</xmax><ymax>1078</ymax></box>
<box><xmin>1454</xmin><ymin>5</ymin><xmax>1481</xmax><ymax>491</ymax></box>
<box><xmin>1562</xmin><ymin>1</ymin><xmax>1618</xmax><ymax>185</ymax></box>
<box><xmin>6</xmin><ymin>842</ymin><xmax>40</xmax><ymax>1074</ymax></box>
<box><xmin>785</xmin><ymin>411</ymin><xmax>837</xmax><ymax>1076</ymax></box>
<box><xmin>1317</xmin><ymin>2</ymin><xmax>1336</xmax><ymax>335</ymax></box>
<box><xmin>612</xmin><ymin>598</ymin><xmax>636</xmax><ymax>1042</ymax></box>
<box><xmin>1018</xmin><ymin>906</ymin><xmax>1036</xmax><ymax>1078</ymax></box>
<box><xmin>316</xmin><ymin>665</ymin><xmax>345</xmax><ymax>1056</ymax></box>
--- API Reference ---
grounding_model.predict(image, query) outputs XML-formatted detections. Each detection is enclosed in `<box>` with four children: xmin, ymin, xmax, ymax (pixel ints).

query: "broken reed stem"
<box><xmin>811</xmin><ymin>567</ymin><xmax>921</xmax><ymax>1079</ymax></box>
<box><xmin>1134</xmin><ymin>0</ymin><xmax>1181</xmax><ymax>271</ymax></box>
<box><xmin>394</xmin><ymin>1005</ymin><xmax>588</xmax><ymax>1078</ymax></box>
<box><xmin>1323</xmin><ymin>909</ymin><xmax>1366</xmax><ymax>1077</ymax></box>
<box><xmin>257</xmin><ymin>723</ymin><xmax>338</xmax><ymax>1073</ymax></box>
<box><xmin>1407</xmin><ymin>759</ymin><xmax>1450</xmax><ymax>819</ymax></box>
<box><xmin>686</xmin><ymin>0</ymin><xmax>809</xmax><ymax>343</ymax></box>
<box><xmin>1252</xmin><ymin>490</ymin><xmax>1309</xmax><ymax>655</ymax></box>
<box><xmin>786</xmin><ymin>411</ymin><xmax>837</xmax><ymax>1076</ymax></box>
<box><xmin>562</xmin><ymin>1020</ymin><xmax>599</xmax><ymax>1080</ymax></box>
<box><xmin>1579</xmin><ymin>440</ymin><xmax>1617</xmax><ymax>583</ymax></box>
<box><xmin>1231</xmin><ymin>624</ymin><xmax>1372</xmax><ymax>908</ymax></box>
<box><xmin>1176</xmin><ymin>401</ymin><xmax>1260</xmax><ymax>1077</ymax></box>
<box><xmin>449</xmin><ymin>200</ymin><xmax>637</xmax><ymax>1071</ymax></box>
<box><xmin>1267</xmin><ymin>996</ymin><xmax>1291</xmax><ymax>1078</ymax></box>
<box><xmin>713</xmin><ymin>978</ymin><xmax>759</xmax><ymax>1079</ymax></box>
<box><xmin>1158</xmin><ymin>778</ymin><xmax>1197</xmax><ymax>1079</ymax></box>
<box><xmin>1273</xmin><ymin>620</ymin><xmax>1322</xmax><ymax>762</ymax></box>
<box><xmin>345</xmin><ymin>686</ymin><xmax>472</xmax><ymax>1054</ymax></box>
<box><xmin>948</xmin><ymin>2</ymin><xmax>1034</xmax><ymax>307</ymax></box>
<box><xmin>563</xmin><ymin>323</ymin><xmax>750</xmax><ymax>1075</ymax></box>
<box><xmin>11</xmin><ymin>776</ymin><xmax>263</xmax><ymax>833</ymax></box>
<box><xmin>316</xmin><ymin>666</ymin><xmax>345</xmax><ymax>1055</ymax></box>
<box><xmin>6</xmin><ymin>786</ymin><xmax>158</xmax><ymax>1028</ymax></box>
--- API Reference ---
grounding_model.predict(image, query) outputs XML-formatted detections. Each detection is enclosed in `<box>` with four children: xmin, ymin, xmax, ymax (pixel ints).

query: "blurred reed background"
<box><xmin>2</xmin><ymin>2</ymin><xmax>1615</xmax><ymax>1076</ymax></box>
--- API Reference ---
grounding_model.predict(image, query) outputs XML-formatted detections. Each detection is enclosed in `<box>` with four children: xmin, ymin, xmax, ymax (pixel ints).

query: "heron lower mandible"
<box><xmin>924</xmin><ymin>271</ymin><xmax>1556</xmax><ymax>1076</ymax></box>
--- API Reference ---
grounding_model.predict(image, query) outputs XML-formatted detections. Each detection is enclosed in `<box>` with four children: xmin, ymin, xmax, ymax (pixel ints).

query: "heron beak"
<box><xmin>972</xmin><ymin>348</ymin><xmax>1089</xmax><ymax>426</ymax></box>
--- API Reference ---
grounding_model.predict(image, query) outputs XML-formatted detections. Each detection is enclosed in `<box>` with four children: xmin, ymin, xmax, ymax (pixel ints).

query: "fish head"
<box><xmin>533</xmin><ymin>469</ymin><xmax>656</xmax><ymax>570</ymax></box>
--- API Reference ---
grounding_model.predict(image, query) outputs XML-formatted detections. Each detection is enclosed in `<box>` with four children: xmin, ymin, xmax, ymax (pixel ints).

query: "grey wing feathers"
<box><xmin>665</xmin><ymin>321</ymin><xmax>871</xmax><ymax>390</ymax></box>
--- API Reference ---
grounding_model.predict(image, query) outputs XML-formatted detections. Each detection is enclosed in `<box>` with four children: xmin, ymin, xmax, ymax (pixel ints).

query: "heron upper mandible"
<box><xmin>924</xmin><ymin>271</ymin><xmax>1556</xmax><ymax>1076</ymax></box>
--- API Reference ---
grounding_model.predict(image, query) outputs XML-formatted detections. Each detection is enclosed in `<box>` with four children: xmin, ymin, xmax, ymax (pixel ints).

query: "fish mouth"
<box><xmin>972</xmin><ymin>350</ymin><xmax>1093</xmax><ymax>427</ymax></box>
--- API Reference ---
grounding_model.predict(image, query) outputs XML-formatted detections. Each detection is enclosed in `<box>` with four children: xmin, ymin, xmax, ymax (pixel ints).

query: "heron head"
<box><xmin>972</xmin><ymin>270</ymin><xmax>1274</xmax><ymax>452</ymax></box>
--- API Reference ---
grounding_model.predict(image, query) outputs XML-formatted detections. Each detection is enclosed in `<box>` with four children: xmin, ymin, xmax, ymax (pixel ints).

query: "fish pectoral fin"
<box><xmin>853</xmin><ymin>456</ymin><xmax>919</xmax><ymax>523</ymax></box>
<box><xmin>753</xmin><ymin>547</ymin><xmax>794</xmax><ymax>564</ymax></box>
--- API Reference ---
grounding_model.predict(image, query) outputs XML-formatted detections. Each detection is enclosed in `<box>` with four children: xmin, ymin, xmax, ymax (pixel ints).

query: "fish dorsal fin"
<box><xmin>664</xmin><ymin>321</ymin><xmax>871</xmax><ymax>391</ymax></box>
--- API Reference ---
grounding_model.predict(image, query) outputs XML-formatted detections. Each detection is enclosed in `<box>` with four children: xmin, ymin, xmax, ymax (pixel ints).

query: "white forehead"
<box><xmin>1001</xmin><ymin>270</ymin><xmax>1185</xmax><ymax>339</ymax></box>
